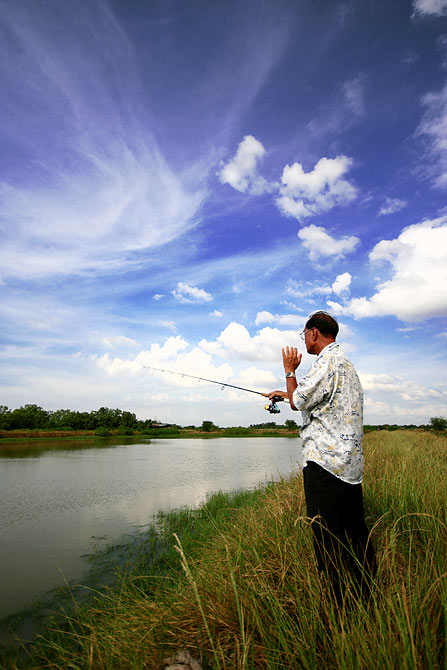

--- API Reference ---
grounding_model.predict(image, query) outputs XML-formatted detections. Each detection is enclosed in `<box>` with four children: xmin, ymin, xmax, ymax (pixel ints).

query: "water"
<box><xmin>0</xmin><ymin>436</ymin><xmax>302</xmax><ymax>620</ymax></box>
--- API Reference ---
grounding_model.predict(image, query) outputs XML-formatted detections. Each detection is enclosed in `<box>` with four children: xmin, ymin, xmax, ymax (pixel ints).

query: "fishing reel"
<box><xmin>264</xmin><ymin>395</ymin><xmax>284</xmax><ymax>414</ymax></box>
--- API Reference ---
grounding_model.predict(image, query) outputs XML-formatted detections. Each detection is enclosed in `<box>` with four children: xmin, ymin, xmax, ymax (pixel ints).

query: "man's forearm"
<box><xmin>286</xmin><ymin>376</ymin><xmax>298</xmax><ymax>410</ymax></box>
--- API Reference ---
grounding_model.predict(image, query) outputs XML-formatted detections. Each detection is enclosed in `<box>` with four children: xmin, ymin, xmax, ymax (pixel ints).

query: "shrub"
<box><xmin>429</xmin><ymin>416</ymin><xmax>447</xmax><ymax>431</ymax></box>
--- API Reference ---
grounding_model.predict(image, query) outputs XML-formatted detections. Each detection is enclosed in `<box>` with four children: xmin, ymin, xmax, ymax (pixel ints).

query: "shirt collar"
<box><xmin>317</xmin><ymin>341</ymin><xmax>339</xmax><ymax>358</ymax></box>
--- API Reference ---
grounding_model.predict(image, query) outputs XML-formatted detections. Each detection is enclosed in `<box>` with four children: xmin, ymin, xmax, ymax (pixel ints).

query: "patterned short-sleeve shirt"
<box><xmin>292</xmin><ymin>342</ymin><xmax>364</xmax><ymax>485</ymax></box>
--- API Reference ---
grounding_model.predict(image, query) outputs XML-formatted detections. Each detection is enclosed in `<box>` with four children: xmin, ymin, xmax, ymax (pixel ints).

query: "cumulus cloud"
<box><xmin>210</xmin><ymin>310</ymin><xmax>223</xmax><ymax>317</ymax></box>
<box><xmin>97</xmin><ymin>339</ymin><xmax>234</xmax><ymax>389</ymax></box>
<box><xmin>219</xmin><ymin>135</ymin><xmax>271</xmax><ymax>195</ymax></box>
<box><xmin>221</xmin><ymin>137</ymin><xmax>358</xmax><ymax>221</ymax></box>
<box><xmin>416</xmin><ymin>84</ymin><xmax>447</xmax><ymax>188</ymax></box>
<box><xmin>171</xmin><ymin>282</ymin><xmax>213</xmax><ymax>304</ymax></box>
<box><xmin>379</xmin><ymin>197</ymin><xmax>408</xmax><ymax>215</ymax></box>
<box><xmin>331</xmin><ymin>272</ymin><xmax>352</xmax><ymax>296</ymax></box>
<box><xmin>298</xmin><ymin>225</ymin><xmax>360</xmax><ymax>261</ymax></box>
<box><xmin>328</xmin><ymin>216</ymin><xmax>447</xmax><ymax>321</ymax></box>
<box><xmin>199</xmin><ymin>322</ymin><xmax>300</xmax><ymax>362</ymax></box>
<box><xmin>276</xmin><ymin>156</ymin><xmax>357</xmax><ymax>221</ymax></box>
<box><xmin>412</xmin><ymin>0</ymin><xmax>447</xmax><ymax>16</ymax></box>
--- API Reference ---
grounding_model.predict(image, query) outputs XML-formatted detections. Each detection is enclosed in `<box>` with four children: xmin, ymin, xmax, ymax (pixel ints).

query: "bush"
<box><xmin>95</xmin><ymin>426</ymin><xmax>110</xmax><ymax>437</ymax></box>
<box><xmin>201</xmin><ymin>420</ymin><xmax>218</xmax><ymax>432</ymax></box>
<box><xmin>430</xmin><ymin>416</ymin><xmax>447</xmax><ymax>431</ymax></box>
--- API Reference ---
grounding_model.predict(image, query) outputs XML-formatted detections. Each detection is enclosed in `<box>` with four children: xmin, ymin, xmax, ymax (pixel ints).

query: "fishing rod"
<box><xmin>143</xmin><ymin>365</ymin><xmax>288</xmax><ymax>414</ymax></box>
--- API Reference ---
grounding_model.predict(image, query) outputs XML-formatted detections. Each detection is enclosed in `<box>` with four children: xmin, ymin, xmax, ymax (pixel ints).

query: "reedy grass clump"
<box><xmin>7</xmin><ymin>430</ymin><xmax>447</xmax><ymax>669</ymax></box>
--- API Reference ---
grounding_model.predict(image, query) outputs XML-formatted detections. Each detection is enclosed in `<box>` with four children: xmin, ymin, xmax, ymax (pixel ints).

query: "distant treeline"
<box><xmin>0</xmin><ymin>404</ymin><xmax>148</xmax><ymax>432</ymax></box>
<box><xmin>0</xmin><ymin>404</ymin><xmax>444</xmax><ymax>433</ymax></box>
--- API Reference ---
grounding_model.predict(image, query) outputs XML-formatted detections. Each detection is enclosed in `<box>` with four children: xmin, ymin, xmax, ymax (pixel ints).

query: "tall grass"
<box><xmin>6</xmin><ymin>430</ymin><xmax>447</xmax><ymax>669</ymax></box>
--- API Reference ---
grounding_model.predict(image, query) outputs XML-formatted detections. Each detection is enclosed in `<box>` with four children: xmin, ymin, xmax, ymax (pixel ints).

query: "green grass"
<box><xmin>4</xmin><ymin>430</ymin><xmax>447</xmax><ymax>669</ymax></box>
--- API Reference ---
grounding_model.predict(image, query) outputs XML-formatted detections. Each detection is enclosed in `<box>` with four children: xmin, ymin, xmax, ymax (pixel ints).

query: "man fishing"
<box><xmin>269</xmin><ymin>310</ymin><xmax>376</xmax><ymax>606</ymax></box>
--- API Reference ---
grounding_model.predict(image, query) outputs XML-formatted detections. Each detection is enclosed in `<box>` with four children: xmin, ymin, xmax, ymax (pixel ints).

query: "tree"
<box><xmin>285</xmin><ymin>419</ymin><xmax>298</xmax><ymax>431</ymax></box>
<box><xmin>201</xmin><ymin>420</ymin><xmax>217</xmax><ymax>432</ymax></box>
<box><xmin>0</xmin><ymin>405</ymin><xmax>12</xmax><ymax>430</ymax></box>
<box><xmin>429</xmin><ymin>417</ymin><xmax>447</xmax><ymax>431</ymax></box>
<box><xmin>10</xmin><ymin>404</ymin><xmax>49</xmax><ymax>429</ymax></box>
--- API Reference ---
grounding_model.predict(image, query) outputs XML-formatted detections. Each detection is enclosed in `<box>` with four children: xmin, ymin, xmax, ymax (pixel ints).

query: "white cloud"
<box><xmin>332</xmin><ymin>272</ymin><xmax>352</xmax><ymax>296</ymax></box>
<box><xmin>153</xmin><ymin>294</ymin><xmax>164</xmax><ymax>300</ymax></box>
<box><xmin>254</xmin><ymin>311</ymin><xmax>304</xmax><ymax>327</ymax></box>
<box><xmin>219</xmin><ymin>135</ymin><xmax>271</xmax><ymax>195</ymax></box>
<box><xmin>413</xmin><ymin>0</ymin><xmax>447</xmax><ymax>16</ymax></box>
<box><xmin>286</xmin><ymin>280</ymin><xmax>332</xmax><ymax>299</ymax></box>
<box><xmin>360</xmin><ymin>372</ymin><xmax>447</xmax><ymax>402</ymax></box>
<box><xmin>199</xmin><ymin>322</ymin><xmax>300</xmax><ymax>362</ymax></box>
<box><xmin>416</xmin><ymin>84</ymin><xmax>447</xmax><ymax>188</ymax></box>
<box><xmin>0</xmin><ymin>152</ymin><xmax>206</xmax><ymax>282</ymax></box>
<box><xmin>97</xmin><ymin>343</ymin><xmax>235</xmax><ymax>390</ymax></box>
<box><xmin>171</xmin><ymin>282</ymin><xmax>213</xmax><ymax>304</ymax></box>
<box><xmin>221</xmin><ymin>137</ymin><xmax>358</xmax><ymax>222</ymax></box>
<box><xmin>158</xmin><ymin>320</ymin><xmax>177</xmax><ymax>333</ymax></box>
<box><xmin>379</xmin><ymin>197</ymin><xmax>408</xmax><ymax>215</ymax></box>
<box><xmin>298</xmin><ymin>224</ymin><xmax>360</xmax><ymax>261</ymax></box>
<box><xmin>210</xmin><ymin>310</ymin><xmax>223</xmax><ymax>317</ymax></box>
<box><xmin>276</xmin><ymin>155</ymin><xmax>357</xmax><ymax>221</ymax></box>
<box><xmin>328</xmin><ymin>216</ymin><xmax>447</xmax><ymax>321</ymax></box>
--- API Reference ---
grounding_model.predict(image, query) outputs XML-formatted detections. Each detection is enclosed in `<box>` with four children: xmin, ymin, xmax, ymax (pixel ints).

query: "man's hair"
<box><xmin>305</xmin><ymin>311</ymin><xmax>339</xmax><ymax>338</ymax></box>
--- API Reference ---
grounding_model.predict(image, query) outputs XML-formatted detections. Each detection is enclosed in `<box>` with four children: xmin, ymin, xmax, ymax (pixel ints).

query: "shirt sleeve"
<box><xmin>292</xmin><ymin>354</ymin><xmax>331</xmax><ymax>411</ymax></box>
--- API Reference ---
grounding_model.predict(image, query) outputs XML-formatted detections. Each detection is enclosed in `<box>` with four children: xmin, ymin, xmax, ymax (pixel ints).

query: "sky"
<box><xmin>0</xmin><ymin>0</ymin><xmax>446</xmax><ymax>428</ymax></box>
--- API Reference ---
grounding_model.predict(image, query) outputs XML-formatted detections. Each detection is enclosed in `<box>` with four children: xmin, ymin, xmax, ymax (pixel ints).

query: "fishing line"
<box><xmin>143</xmin><ymin>365</ymin><xmax>287</xmax><ymax>414</ymax></box>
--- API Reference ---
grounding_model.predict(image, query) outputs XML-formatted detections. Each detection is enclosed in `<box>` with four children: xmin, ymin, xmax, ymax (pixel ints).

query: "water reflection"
<box><xmin>0</xmin><ymin>437</ymin><xmax>301</xmax><ymax>620</ymax></box>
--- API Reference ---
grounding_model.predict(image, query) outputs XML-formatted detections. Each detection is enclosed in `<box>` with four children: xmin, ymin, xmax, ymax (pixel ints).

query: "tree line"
<box><xmin>0</xmin><ymin>404</ymin><xmax>445</xmax><ymax>433</ymax></box>
<box><xmin>0</xmin><ymin>404</ymin><xmax>150</xmax><ymax>431</ymax></box>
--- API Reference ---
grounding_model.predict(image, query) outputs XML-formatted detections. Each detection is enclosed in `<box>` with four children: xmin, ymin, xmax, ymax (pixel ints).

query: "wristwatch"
<box><xmin>285</xmin><ymin>371</ymin><xmax>296</xmax><ymax>378</ymax></box>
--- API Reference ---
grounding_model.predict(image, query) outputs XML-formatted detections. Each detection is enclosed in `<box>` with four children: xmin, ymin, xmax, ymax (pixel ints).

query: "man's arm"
<box><xmin>269</xmin><ymin>346</ymin><xmax>302</xmax><ymax>411</ymax></box>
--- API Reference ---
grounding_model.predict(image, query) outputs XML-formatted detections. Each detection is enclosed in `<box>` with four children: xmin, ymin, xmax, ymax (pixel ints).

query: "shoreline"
<box><xmin>2</xmin><ymin>429</ymin><xmax>446</xmax><ymax>669</ymax></box>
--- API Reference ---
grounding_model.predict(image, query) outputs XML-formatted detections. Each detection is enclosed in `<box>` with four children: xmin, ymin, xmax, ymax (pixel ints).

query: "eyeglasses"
<box><xmin>300</xmin><ymin>328</ymin><xmax>311</xmax><ymax>340</ymax></box>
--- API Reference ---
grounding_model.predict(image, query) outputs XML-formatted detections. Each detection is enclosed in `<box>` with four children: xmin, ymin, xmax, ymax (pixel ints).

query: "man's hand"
<box><xmin>268</xmin><ymin>390</ymin><xmax>288</xmax><ymax>400</ymax></box>
<box><xmin>282</xmin><ymin>346</ymin><xmax>302</xmax><ymax>373</ymax></box>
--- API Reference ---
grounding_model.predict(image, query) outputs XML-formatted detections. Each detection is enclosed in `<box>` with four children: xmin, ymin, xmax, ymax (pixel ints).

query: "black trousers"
<box><xmin>303</xmin><ymin>460</ymin><xmax>376</xmax><ymax>605</ymax></box>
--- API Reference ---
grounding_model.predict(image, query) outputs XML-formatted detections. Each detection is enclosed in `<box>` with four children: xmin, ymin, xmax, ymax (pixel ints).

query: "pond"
<box><xmin>0</xmin><ymin>436</ymin><xmax>302</xmax><ymax>622</ymax></box>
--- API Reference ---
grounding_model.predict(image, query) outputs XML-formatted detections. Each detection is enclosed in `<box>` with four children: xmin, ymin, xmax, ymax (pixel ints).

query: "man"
<box><xmin>269</xmin><ymin>311</ymin><xmax>375</xmax><ymax>605</ymax></box>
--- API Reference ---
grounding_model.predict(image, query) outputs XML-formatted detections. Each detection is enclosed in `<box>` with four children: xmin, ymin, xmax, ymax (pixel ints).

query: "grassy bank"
<box><xmin>5</xmin><ymin>430</ymin><xmax>447</xmax><ymax>669</ymax></box>
<box><xmin>0</xmin><ymin>427</ymin><xmax>299</xmax><ymax>442</ymax></box>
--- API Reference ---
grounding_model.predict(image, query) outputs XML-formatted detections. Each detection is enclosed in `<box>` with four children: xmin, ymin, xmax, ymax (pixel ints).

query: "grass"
<box><xmin>3</xmin><ymin>430</ymin><xmax>447</xmax><ymax>669</ymax></box>
<box><xmin>0</xmin><ymin>427</ymin><xmax>299</xmax><ymax>443</ymax></box>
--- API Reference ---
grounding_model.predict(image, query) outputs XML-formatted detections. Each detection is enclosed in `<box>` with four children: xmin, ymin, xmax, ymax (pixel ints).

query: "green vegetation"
<box><xmin>2</xmin><ymin>404</ymin><xmax>442</xmax><ymax>440</ymax></box>
<box><xmin>430</xmin><ymin>416</ymin><xmax>447</xmax><ymax>432</ymax></box>
<box><xmin>5</xmin><ymin>429</ymin><xmax>446</xmax><ymax>669</ymax></box>
<box><xmin>0</xmin><ymin>404</ymin><xmax>142</xmax><ymax>432</ymax></box>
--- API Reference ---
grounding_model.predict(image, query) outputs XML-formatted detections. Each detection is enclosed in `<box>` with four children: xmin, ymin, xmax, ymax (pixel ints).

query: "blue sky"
<box><xmin>1</xmin><ymin>0</ymin><xmax>446</xmax><ymax>427</ymax></box>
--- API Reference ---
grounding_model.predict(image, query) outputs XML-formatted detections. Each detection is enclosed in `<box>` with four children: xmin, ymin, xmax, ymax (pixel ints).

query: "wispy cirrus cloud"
<box><xmin>0</xmin><ymin>1</ymin><xmax>207</xmax><ymax>280</ymax></box>
<box><xmin>379</xmin><ymin>197</ymin><xmax>407</xmax><ymax>215</ymax></box>
<box><xmin>254</xmin><ymin>312</ymin><xmax>304</xmax><ymax>327</ymax></box>
<box><xmin>416</xmin><ymin>84</ymin><xmax>447</xmax><ymax>189</ymax></box>
<box><xmin>171</xmin><ymin>282</ymin><xmax>213</xmax><ymax>304</ymax></box>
